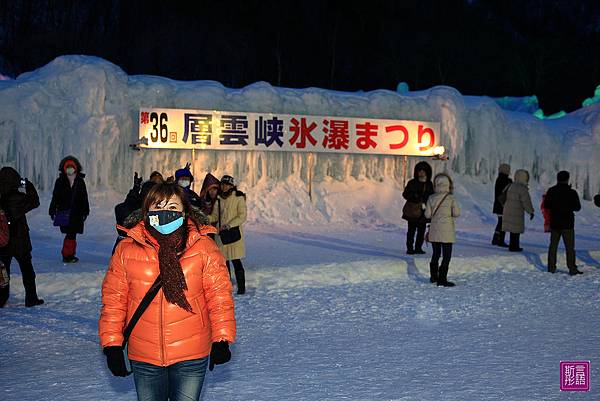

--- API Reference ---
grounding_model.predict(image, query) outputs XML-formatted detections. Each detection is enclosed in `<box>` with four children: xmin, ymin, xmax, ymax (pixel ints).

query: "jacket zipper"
<box><xmin>159</xmin><ymin>291</ymin><xmax>165</xmax><ymax>365</ymax></box>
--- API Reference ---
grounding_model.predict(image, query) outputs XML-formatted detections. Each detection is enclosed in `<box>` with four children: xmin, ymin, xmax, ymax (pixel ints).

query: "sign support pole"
<box><xmin>308</xmin><ymin>153</ymin><xmax>314</xmax><ymax>203</ymax></box>
<box><xmin>402</xmin><ymin>156</ymin><xmax>408</xmax><ymax>188</ymax></box>
<box><xmin>191</xmin><ymin>148</ymin><xmax>196</xmax><ymax>190</ymax></box>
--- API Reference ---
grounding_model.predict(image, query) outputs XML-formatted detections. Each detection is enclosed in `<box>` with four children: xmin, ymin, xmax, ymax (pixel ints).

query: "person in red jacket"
<box><xmin>99</xmin><ymin>183</ymin><xmax>236</xmax><ymax>400</ymax></box>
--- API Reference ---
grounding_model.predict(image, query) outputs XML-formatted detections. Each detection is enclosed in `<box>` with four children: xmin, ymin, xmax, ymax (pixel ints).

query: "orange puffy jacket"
<box><xmin>99</xmin><ymin>219</ymin><xmax>236</xmax><ymax>366</ymax></box>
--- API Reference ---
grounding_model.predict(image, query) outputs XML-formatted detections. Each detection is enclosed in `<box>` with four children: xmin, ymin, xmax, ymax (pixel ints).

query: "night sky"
<box><xmin>1</xmin><ymin>0</ymin><xmax>599</xmax><ymax>114</ymax></box>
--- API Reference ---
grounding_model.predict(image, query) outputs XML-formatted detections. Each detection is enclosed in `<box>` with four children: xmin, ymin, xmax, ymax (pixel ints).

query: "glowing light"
<box><xmin>433</xmin><ymin>146</ymin><xmax>445</xmax><ymax>156</ymax></box>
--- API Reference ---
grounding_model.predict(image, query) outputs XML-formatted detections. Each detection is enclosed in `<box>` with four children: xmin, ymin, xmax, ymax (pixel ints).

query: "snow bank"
<box><xmin>1</xmin><ymin>55</ymin><xmax>599</xmax><ymax>225</ymax></box>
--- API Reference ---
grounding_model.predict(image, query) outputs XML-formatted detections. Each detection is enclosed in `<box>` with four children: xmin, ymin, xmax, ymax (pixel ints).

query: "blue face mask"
<box><xmin>147</xmin><ymin>210</ymin><xmax>185</xmax><ymax>235</ymax></box>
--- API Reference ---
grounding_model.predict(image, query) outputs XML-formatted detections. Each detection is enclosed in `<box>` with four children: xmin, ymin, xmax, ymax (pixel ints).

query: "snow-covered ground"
<box><xmin>1</xmin><ymin>187</ymin><xmax>599</xmax><ymax>401</ymax></box>
<box><xmin>2</xmin><ymin>55</ymin><xmax>600</xmax><ymax>400</ymax></box>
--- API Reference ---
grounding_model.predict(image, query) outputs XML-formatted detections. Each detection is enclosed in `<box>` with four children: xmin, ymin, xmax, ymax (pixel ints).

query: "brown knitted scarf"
<box><xmin>146</xmin><ymin>223</ymin><xmax>193</xmax><ymax>313</ymax></box>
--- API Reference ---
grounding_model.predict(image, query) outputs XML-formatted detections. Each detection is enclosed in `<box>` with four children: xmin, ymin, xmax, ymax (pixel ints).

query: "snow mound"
<box><xmin>1</xmin><ymin>55</ymin><xmax>599</xmax><ymax>226</ymax></box>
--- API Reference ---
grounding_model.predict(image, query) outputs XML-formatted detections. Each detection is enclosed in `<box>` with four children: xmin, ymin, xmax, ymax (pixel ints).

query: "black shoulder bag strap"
<box><xmin>122</xmin><ymin>274</ymin><xmax>162</xmax><ymax>346</ymax></box>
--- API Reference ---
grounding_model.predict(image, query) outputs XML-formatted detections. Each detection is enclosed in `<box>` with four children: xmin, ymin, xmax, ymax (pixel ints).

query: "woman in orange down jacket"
<box><xmin>99</xmin><ymin>183</ymin><xmax>235</xmax><ymax>401</ymax></box>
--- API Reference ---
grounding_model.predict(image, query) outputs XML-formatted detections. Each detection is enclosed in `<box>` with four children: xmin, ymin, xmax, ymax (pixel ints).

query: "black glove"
<box><xmin>103</xmin><ymin>346</ymin><xmax>130</xmax><ymax>377</ymax></box>
<box><xmin>208</xmin><ymin>341</ymin><xmax>231</xmax><ymax>371</ymax></box>
<box><xmin>529</xmin><ymin>213</ymin><xmax>534</xmax><ymax>220</ymax></box>
<box><xmin>133</xmin><ymin>172</ymin><xmax>143</xmax><ymax>189</ymax></box>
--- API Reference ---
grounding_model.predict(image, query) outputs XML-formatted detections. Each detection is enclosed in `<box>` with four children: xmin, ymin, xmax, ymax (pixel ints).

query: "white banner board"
<box><xmin>138</xmin><ymin>108</ymin><xmax>442</xmax><ymax>157</ymax></box>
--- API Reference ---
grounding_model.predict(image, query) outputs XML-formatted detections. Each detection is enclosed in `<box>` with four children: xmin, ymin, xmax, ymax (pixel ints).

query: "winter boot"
<box><xmin>492</xmin><ymin>231</ymin><xmax>509</xmax><ymax>247</ymax></box>
<box><xmin>234</xmin><ymin>266</ymin><xmax>246</xmax><ymax>295</ymax></box>
<box><xmin>25</xmin><ymin>298</ymin><xmax>45</xmax><ymax>307</ymax></box>
<box><xmin>24</xmin><ymin>282</ymin><xmax>44</xmax><ymax>307</ymax></box>
<box><xmin>497</xmin><ymin>232</ymin><xmax>509</xmax><ymax>247</ymax></box>
<box><xmin>61</xmin><ymin>239</ymin><xmax>78</xmax><ymax>262</ymax></box>
<box><xmin>569</xmin><ymin>268</ymin><xmax>583</xmax><ymax>276</ymax></box>
<box><xmin>437</xmin><ymin>264</ymin><xmax>455</xmax><ymax>287</ymax></box>
<box><xmin>491</xmin><ymin>232</ymin><xmax>500</xmax><ymax>245</ymax></box>
<box><xmin>508</xmin><ymin>233</ymin><xmax>523</xmax><ymax>252</ymax></box>
<box><xmin>429</xmin><ymin>262</ymin><xmax>438</xmax><ymax>283</ymax></box>
<box><xmin>414</xmin><ymin>237</ymin><xmax>425</xmax><ymax>254</ymax></box>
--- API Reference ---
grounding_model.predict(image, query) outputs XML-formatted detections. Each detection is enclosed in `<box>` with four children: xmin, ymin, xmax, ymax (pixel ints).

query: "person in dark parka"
<box><xmin>594</xmin><ymin>193</ymin><xmax>600</xmax><ymax>208</ymax></box>
<box><xmin>113</xmin><ymin>173</ymin><xmax>161</xmax><ymax>253</ymax></box>
<box><xmin>402</xmin><ymin>161</ymin><xmax>434</xmax><ymax>254</ymax></box>
<box><xmin>0</xmin><ymin>166</ymin><xmax>44</xmax><ymax>307</ymax></box>
<box><xmin>492</xmin><ymin>163</ymin><xmax>512</xmax><ymax>247</ymax></box>
<box><xmin>175</xmin><ymin>165</ymin><xmax>202</xmax><ymax>208</ymax></box>
<box><xmin>544</xmin><ymin>171</ymin><xmax>583</xmax><ymax>275</ymax></box>
<box><xmin>49</xmin><ymin>156</ymin><xmax>90</xmax><ymax>263</ymax></box>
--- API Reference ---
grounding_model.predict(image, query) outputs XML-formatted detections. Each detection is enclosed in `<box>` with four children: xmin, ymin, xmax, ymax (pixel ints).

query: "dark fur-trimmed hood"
<box><xmin>122</xmin><ymin>206</ymin><xmax>210</xmax><ymax>229</ymax></box>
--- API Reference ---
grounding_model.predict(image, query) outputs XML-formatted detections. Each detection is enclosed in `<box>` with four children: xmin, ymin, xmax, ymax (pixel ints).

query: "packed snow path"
<box><xmin>1</xmin><ymin>203</ymin><xmax>599</xmax><ymax>400</ymax></box>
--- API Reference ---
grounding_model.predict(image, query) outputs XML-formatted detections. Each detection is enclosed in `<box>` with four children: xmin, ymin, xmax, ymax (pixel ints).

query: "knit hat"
<box><xmin>175</xmin><ymin>167</ymin><xmax>193</xmax><ymax>183</ymax></box>
<box><xmin>221</xmin><ymin>175</ymin><xmax>235</xmax><ymax>186</ymax></box>
<box><xmin>499</xmin><ymin>163</ymin><xmax>511</xmax><ymax>175</ymax></box>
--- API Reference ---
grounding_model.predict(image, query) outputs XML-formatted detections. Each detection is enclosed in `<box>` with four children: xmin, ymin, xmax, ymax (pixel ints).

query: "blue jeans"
<box><xmin>131</xmin><ymin>358</ymin><xmax>208</xmax><ymax>401</ymax></box>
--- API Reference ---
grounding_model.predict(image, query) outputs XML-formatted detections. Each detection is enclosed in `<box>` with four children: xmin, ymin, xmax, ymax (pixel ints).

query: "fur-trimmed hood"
<box><xmin>59</xmin><ymin>155</ymin><xmax>84</xmax><ymax>174</ymax></box>
<box><xmin>434</xmin><ymin>173</ymin><xmax>454</xmax><ymax>194</ymax></box>
<box><xmin>413</xmin><ymin>161</ymin><xmax>432</xmax><ymax>181</ymax></box>
<box><xmin>0</xmin><ymin>166</ymin><xmax>21</xmax><ymax>195</ymax></box>
<box><xmin>514</xmin><ymin>169</ymin><xmax>530</xmax><ymax>186</ymax></box>
<box><xmin>199</xmin><ymin>173</ymin><xmax>220</xmax><ymax>197</ymax></box>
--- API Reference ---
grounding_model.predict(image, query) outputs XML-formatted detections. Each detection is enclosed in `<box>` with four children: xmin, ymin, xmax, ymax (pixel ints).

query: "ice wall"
<box><xmin>0</xmin><ymin>56</ymin><xmax>599</xmax><ymax>224</ymax></box>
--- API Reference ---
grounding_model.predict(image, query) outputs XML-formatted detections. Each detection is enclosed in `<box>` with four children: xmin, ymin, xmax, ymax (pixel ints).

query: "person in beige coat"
<box><xmin>209</xmin><ymin>175</ymin><xmax>247</xmax><ymax>294</ymax></box>
<box><xmin>425</xmin><ymin>173</ymin><xmax>461</xmax><ymax>287</ymax></box>
<box><xmin>501</xmin><ymin>169</ymin><xmax>534</xmax><ymax>252</ymax></box>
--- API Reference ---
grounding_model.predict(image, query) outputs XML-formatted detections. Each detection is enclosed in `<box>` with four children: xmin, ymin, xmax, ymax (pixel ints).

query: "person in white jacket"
<box><xmin>425</xmin><ymin>173</ymin><xmax>461</xmax><ymax>287</ymax></box>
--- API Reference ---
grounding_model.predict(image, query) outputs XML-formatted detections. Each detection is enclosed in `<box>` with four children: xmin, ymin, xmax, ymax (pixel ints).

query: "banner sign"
<box><xmin>138</xmin><ymin>108</ymin><xmax>442</xmax><ymax>157</ymax></box>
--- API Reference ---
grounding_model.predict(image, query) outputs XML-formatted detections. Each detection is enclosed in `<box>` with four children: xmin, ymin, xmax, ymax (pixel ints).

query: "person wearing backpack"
<box><xmin>492</xmin><ymin>163</ymin><xmax>512</xmax><ymax>247</ymax></box>
<box><xmin>425</xmin><ymin>173</ymin><xmax>461</xmax><ymax>287</ymax></box>
<box><xmin>49</xmin><ymin>156</ymin><xmax>90</xmax><ymax>263</ymax></box>
<box><xmin>0</xmin><ymin>166</ymin><xmax>44</xmax><ymax>307</ymax></box>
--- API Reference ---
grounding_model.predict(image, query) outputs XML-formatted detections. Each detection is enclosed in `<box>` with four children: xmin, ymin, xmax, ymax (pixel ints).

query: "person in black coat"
<box><xmin>402</xmin><ymin>161</ymin><xmax>434</xmax><ymax>254</ymax></box>
<box><xmin>492</xmin><ymin>163</ymin><xmax>512</xmax><ymax>247</ymax></box>
<box><xmin>0</xmin><ymin>166</ymin><xmax>44</xmax><ymax>307</ymax></box>
<box><xmin>595</xmin><ymin>193</ymin><xmax>600</xmax><ymax>208</ymax></box>
<box><xmin>113</xmin><ymin>172</ymin><xmax>161</xmax><ymax>253</ymax></box>
<box><xmin>544</xmin><ymin>171</ymin><xmax>582</xmax><ymax>275</ymax></box>
<box><xmin>175</xmin><ymin>165</ymin><xmax>202</xmax><ymax>208</ymax></box>
<box><xmin>49</xmin><ymin>156</ymin><xmax>90</xmax><ymax>263</ymax></box>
